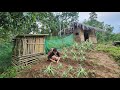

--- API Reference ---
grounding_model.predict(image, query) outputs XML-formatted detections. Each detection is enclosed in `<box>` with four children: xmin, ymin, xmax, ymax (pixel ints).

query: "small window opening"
<box><xmin>76</xmin><ymin>33</ymin><xmax>79</xmax><ymax>35</ymax></box>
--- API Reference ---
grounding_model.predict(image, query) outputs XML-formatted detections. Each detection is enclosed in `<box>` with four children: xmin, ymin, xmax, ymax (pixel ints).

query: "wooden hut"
<box><xmin>12</xmin><ymin>34</ymin><xmax>48</xmax><ymax>66</ymax></box>
<box><xmin>73</xmin><ymin>23</ymin><xmax>97</xmax><ymax>43</ymax></box>
<box><xmin>59</xmin><ymin>22</ymin><xmax>103</xmax><ymax>43</ymax></box>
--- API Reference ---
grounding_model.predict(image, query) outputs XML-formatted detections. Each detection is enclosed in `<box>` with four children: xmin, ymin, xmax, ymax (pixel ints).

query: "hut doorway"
<box><xmin>84</xmin><ymin>30</ymin><xmax>89</xmax><ymax>41</ymax></box>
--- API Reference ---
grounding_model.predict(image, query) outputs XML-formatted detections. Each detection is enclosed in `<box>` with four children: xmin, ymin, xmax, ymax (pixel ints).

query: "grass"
<box><xmin>76</xmin><ymin>65</ymin><xmax>88</xmax><ymax>78</ymax></box>
<box><xmin>43</xmin><ymin>63</ymin><xmax>56</xmax><ymax>76</ymax></box>
<box><xmin>95</xmin><ymin>44</ymin><xmax>120</xmax><ymax>61</ymax></box>
<box><xmin>0</xmin><ymin>41</ymin><xmax>32</xmax><ymax>78</ymax></box>
<box><xmin>0</xmin><ymin>65</ymin><xmax>32</xmax><ymax>78</ymax></box>
<box><xmin>62</xmin><ymin>71</ymin><xmax>68</xmax><ymax>78</ymax></box>
<box><xmin>0</xmin><ymin>66</ymin><xmax>17</xmax><ymax>78</ymax></box>
<box><xmin>67</xmin><ymin>65</ymin><xmax>74</xmax><ymax>72</ymax></box>
<box><xmin>57</xmin><ymin>63</ymin><xmax>63</xmax><ymax>69</ymax></box>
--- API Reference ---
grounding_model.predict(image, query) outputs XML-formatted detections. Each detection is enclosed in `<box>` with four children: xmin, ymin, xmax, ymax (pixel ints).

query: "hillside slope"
<box><xmin>16</xmin><ymin>50</ymin><xmax>120</xmax><ymax>78</ymax></box>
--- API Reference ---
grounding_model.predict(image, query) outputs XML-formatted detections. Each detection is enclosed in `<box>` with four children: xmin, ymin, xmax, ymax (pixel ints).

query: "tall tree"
<box><xmin>89</xmin><ymin>12</ymin><xmax>97</xmax><ymax>21</ymax></box>
<box><xmin>40</xmin><ymin>12</ymin><xmax>79</xmax><ymax>36</ymax></box>
<box><xmin>0</xmin><ymin>12</ymin><xmax>79</xmax><ymax>41</ymax></box>
<box><xmin>0</xmin><ymin>12</ymin><xmax>48</xmax><ymax>41</ymax></box>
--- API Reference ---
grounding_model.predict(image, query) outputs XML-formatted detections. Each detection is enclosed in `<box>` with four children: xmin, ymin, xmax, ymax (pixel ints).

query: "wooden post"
<box><xmin>80</xmin><ymin>30</ymin><xmax>84</xmax><ymax>42</ymax></box>
<box><xmin>27</xmin><ymin>38</ymin><xmax>29</xmax><ymax>54</ymax></box>
<box><xmin>43</xmin><ymin>37</ymin><xmax>45</xmax><ymax>54</ymax></box>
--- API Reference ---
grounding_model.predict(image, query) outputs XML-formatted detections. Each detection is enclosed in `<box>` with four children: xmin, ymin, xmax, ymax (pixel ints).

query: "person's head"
<box><xmin>53</xmin><ymin>48</ymin><xmax>57</xmax><ymax>53</ymax></box>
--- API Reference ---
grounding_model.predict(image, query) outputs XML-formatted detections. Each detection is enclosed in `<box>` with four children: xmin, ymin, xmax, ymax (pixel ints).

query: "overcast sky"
<box><xmin>78</xmin><ymin>12</ymin><xmax>120</xmax><ymax>33</ymax></box>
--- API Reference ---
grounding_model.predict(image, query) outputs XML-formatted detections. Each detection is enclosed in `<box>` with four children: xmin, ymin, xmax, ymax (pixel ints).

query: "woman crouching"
<box><xmin>48</xmin><ymin>48</ymin><xmax>60</xmax><ymax>63</ymax></box>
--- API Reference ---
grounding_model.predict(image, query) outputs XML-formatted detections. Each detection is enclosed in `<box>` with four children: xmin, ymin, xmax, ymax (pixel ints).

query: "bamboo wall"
<box><xmin>12</xmin><ymin>36</ymin><xmax>46</xmax><ymax>66</ymax></box>
<box><xmin>12</xmin><ymin>53</ymin><xmax>45</xmax><ymax>66</ymax></box>
<box><xmin>13</xmin><ymin>37</ymin><xmax>45</xmax><ymax>56</ymax></box>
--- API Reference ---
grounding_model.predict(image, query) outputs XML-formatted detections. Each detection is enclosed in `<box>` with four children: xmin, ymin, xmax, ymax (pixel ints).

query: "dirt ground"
<box><xmin>84</xmin><ymin>51</ymin><xmax>120</xmax><ymax>78</ymax></box>
<box><xmin>16</xmin><ymin>51</ymin><xmax>120</xmax><ymax>78</ymax></box>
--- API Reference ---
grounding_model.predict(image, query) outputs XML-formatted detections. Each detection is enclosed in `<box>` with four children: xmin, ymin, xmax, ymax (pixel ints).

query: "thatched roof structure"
<box><xmin>71</xmin><ymin>22</ymin><xmax>104</xmax><ymax>32</ymax></box>
<box><xmin>58</xmin><ymin>22</ymin><xmax>104</xmax><ymax>36</ymax></box>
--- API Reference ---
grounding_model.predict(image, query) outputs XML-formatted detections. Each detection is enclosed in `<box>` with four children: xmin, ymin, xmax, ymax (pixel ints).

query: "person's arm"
<box><xmin>57</xmin><ymin>52</ymin><xmax>60</xmax><ymax>57</ymax></box>
<box><xmin>50</xmin><ymin>58</ymin><xmax>56</xmax><ymax>62</ymax></box>
<box><xmin>56</xmin><ymin>55</ymin><xmax>60</xmax><ymax>63</ymax></box>
<box><xmin>48</xmin><ymin>51</ymin><xmax>51</xmax><ymax>56</ymax></box>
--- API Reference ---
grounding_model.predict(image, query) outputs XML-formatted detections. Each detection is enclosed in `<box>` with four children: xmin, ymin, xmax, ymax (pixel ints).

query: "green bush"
<box><xmin>0</xmin><ymin>66</ymin><xmax>17</xmax><ymax>78</ymax></box>
<box><xmin>0</xmin><ymin>65</ymin><xmax>31</xmax><ymax>78</ymax></box>
<box><xmin>0</xmin><ymin>41</ymin><xmax>13</xmax><ymax>76</ymax></box>
<box><xmin>0</xmin><ymin>42</ymin><xmax>13</xmax><ymax>65</ymax></box>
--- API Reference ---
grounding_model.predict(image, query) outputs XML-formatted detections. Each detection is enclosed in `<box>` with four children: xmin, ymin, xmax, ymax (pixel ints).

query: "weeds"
<box><xmin>62</xmin><ymin>47</ymin><xmax>68</xmax><ymax>59</ymax></box>
<box><xmin>79</xmin><ymin>55</ymin><xmax>86</xmax><ymax>61</ymax></box>
<box><xmin>62</xmin><ymin>71</ymin><xmax>68</xmax><ymax>78</ymax></box>
<box><xmin>95</xmin><ymin>44</ymin><xmax>120</xmax><ymax>61</ymax></box>
<box><xmin>57</xmin><ymin>63</ymin><xmax>63</xmax><ymax>69</ymax></box>
<box><xmin>43</xmin><ymin>63</ymin><xmax>56</xmax><ymax>76</ymax></box>
<box><xmin>76</xmin><ymin>65</ymin><xmax>87</xmax><ymax>78</ymax></box>
<box><xmin>62</xmin><ymin>41</ymin><xmax>93</xmax><ymax>63</ymax></box>
<box><xmin>62</xmin><ymin>53</ymin><xmax>68</xmax><ymax>59</ymax></box>
<box><xmin>0</xmin><ymin>66</ymin><xmax>17</xmax><ymax>78</ymax></box>
<box><xmin>69</xmin><ymin>41</ymin><xmax>93</xmax><ymax>61</ymax></box>
<box><xmin>0</xmin><ymin>65</ymin><xmax>32</xmax><ymax>78</ymax></box>
<box><xmin>67</xmin><ymin>65</ymin><xmax>74</xmax><ymax>72</ymax></box>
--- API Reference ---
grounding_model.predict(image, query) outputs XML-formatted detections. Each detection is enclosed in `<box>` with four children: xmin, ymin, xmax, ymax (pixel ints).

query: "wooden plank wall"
<box><xmin>13</xmin><ymin>36</ymin><xmax>45</xmax><ymax>57</ymax></box>
<box><xmin>12</xmin><ymin>36</ymin><xmax>46</xmax><ymax>66</ymax></box>
<box><xmin>21</xmin><ymin>37</ymin><xmax>45</xmax><ymax>55</ymax></box>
